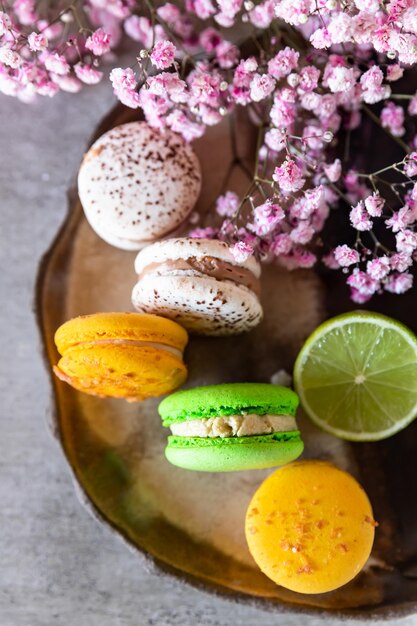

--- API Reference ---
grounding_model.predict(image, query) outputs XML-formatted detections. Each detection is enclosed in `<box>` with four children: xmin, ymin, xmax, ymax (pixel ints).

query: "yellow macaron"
<box><xmin>53</xmin><ymin>312</ymin><xmax>188</xmax><ymax>401</ymax></box>
<box><xmin>245</xmin><ymin>460</ymin><xmax>377</xmax><ymax>594</ymax></box>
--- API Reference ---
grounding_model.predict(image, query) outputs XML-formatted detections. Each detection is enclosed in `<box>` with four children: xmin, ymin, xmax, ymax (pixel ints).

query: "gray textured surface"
<box><xmin>1</xmin><ymin>82</ymin><xmax>417</xmax><ymax>626</ymax></box>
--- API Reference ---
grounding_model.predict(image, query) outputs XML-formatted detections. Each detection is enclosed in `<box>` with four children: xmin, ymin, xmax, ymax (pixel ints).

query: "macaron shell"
<box><xmin>165</xmin><ymin>433</ymin><xmax>304</xmax><ymax>471</ymax></box>
<box><xmin>245</xmin><ymin>461</ymin><xmax>376</xmax><ymax>594</ymax></box>
<box><xmin>55</xmin><ymin>312</ymin><xmax>188</xmax><ymax>354</ymax></box>
<box><xmin>54</xmin><ymin>343</ymin><xmax>187</xmax><ymax>401</ymax></box>
<box><xmin>159</xmin><ymin>383</ymin><xmax>299</xmax><ymax>426</ymax></box>
<box><xmin>134</xmin><ymin>237</ymin><xmax>261</xmax><ymax>278</ymax></box>
<box><xmin>78</xmin><ymin>122</ymin><xmax>201</xmax><ymax>250</ymax></box>
<box><xmin>132</xmin><ymin>273</ymin><xmax>263</xmax><ymax>335</ymax></box>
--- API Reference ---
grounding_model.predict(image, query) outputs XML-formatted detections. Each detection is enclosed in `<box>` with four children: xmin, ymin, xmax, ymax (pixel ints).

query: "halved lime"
<box><xmin>294</xmin><ymin>312</ymin><xmax>417</xmax><ymax>441</ymax></box>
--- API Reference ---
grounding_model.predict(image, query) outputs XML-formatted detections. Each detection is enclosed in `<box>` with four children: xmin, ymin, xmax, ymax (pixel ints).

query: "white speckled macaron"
<box><xmin>131</xmin><ymin>237</ymin><xmax>263</xmax><ymax>336</ymax></box>
<box><xmin>77</xmin><ymin>122</ymin><xmax>202</xmax><ymax>250</ymax></box>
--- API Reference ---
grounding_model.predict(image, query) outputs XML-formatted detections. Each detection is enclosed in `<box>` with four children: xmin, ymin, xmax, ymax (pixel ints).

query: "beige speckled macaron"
<box><xmin>131</xmin><ymin>237</ymin><xmax>263</xmax><ymax>336</ymax></box>
<box><xmin>77</xmin><ymin>122</ymin><xmax>202</xmax><ymax>250</ymax></box>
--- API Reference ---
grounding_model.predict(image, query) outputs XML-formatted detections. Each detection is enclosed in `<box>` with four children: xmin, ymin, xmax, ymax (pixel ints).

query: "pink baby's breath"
<box><xmin>150</xmin><ymin>40</ymin><xmax>176</xmax><ymax>69</ymax></box>
<box><xmin>27</xmin><ymin>32</ymin><xmax>48</xmax><ymax>52</ymax></box>
<box><xmin>380</xmin><ymin>102</ymin><xmax>405</xmax><ymax>137</ymax></box>
<box><xmin>364</xmin><ymin>193</ymin><xmax>384</xmax><ymax>217</ymax></box>
<box><xmin>334</xmin><ymin>245</ymin><xmax>360</xmax><ymax>267</ymax></box>
<box><xmin>366</xmin><ymin>256</ymin><xmax>391</xmax><ymax>280</ymax></box>
<box><xmin>350</xmin><ymin>201</ymin><xmax>373</xmax><ymax>231</ymax></box>
<box><xmin>230</xmin><ymin>241</ymin><xmax>254</xmax><ymax>263</ymax></box>
<box><xmin>216</xmin><ymin>191</ymin><xmax>239</xmax><ymax>217</ymax></box>
<box><xmin>43</xmin><ymin>52</ymin><xmax>70</xmax><ymax>76</ymax></box>
<box><xmin>85</xmin><ymin>28</ymin><xmax>111</xmax><ymax>56</ymax></box>
<box><xmin>273</xmin><ymin>158</ymin><xmax>305</xmax><ymax>193</ymax></box>
<box><xmin>0</xmin><ymin>0</ymin><xmax>416</xmax><ymax>303</ymax></box>
<box><xmin>384</xmin><ymin>272</ymin><xmax>413</xmax><ymax>294</ymax></box>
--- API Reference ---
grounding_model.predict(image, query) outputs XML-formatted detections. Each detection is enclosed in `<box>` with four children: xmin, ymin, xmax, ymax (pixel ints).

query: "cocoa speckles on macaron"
<box><xmin>131</xmin><ymin>238</ymin><xmax>263</xmax><ymax>336</ymax></box>
<box><xmin>78</xmin><ymin>122</ymin><xmax>201</xmax><ymax>250</ymax></box>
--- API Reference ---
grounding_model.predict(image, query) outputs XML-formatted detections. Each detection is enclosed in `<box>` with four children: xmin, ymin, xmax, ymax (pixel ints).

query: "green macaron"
<box><xmin>158</xmin><ymin>383</ymin><xmax>304</xmax><ymax>472</ymax></box>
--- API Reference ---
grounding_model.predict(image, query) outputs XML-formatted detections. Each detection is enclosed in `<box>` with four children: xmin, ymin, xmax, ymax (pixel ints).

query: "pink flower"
<box><xmin>322</xmin><ymin>251</ymin><xmax>340</xmax><ymax>269</ymax></box>
<box><xmin>264</xmin><ymin>128</ymin><xmax>286</xmax><ymax>152</ymax></box>
<box><xmin>216</xmin><ymin>41</ymin><xmax>239</xmax><ymax>69</ymax></box>
<box><xmin>85</xmin><ymin>28</ymin><xmax>111</xmax><ymax>56</ymax></box>
<box><xmin>324</xmin><ymin>159</ymin><xmax>342</xmax><ymax>182</ymax></box>
<box><xmin>327</xmin><ymin>12</ymin><xmax>353</xmax><ymax>44</ymax></box>
<box><xmin>360</xmin><ymin>66</ymin><xmax>383</xmax><ymax>90</ymax></box>
<box><xmin>405</xmin><ymin>152</ymin><xmax>417</xmax><ymax>177</ymax></box>
<box><xmin>216</xmin><ymin>191</ymin><xmax>239</xmax><ymax>217</ymax></box>
<box><xmin>360</xmin><ymin>66</ymin><xmax>391</xmax><ymax>104</ymax></box>
<box><xmin>274</xmin><ymin>0</ymin><xmax>310</xmax><ymax>26</ymax></box>
<box><xmin>297</xmin><ymin>66</ymin><xmax>320</xmax><ymax>93</ymax></box>
<box><xmin>166</xmin><ymin>110</ymin><xmax>205</xmax><ymax>141</ymax></box>
<box><xmin>347</xmin><ymin>269</ymin><xmax>379</xmax><ymax>296</ymax></box>
<box><xmin>350</xmin><ymin>201</ymin><xmax>373</xmax><ymax>231</ymax></box>
<box><xmin>150</xmin><ymin>40</ymin><xmax>176</xmax><ymax>70</ymax></box>
<box><xmin>249</xmin><ymin>0</ymin><xmax>275</xmax><ymax>28</ymax></box>
<box><xmin>270</xmin><ymin>96</ymin><xmax>296</xmax><ymax>128</ymax></box>
<box><xmin>124</xmin><ymin>16</ymin><xmax>164</xmax><ymax>47</ymax></box>
<box><xmin>189</xmin><ymin>226</ymin><xmax>218</xmax><ymax>238</ymax></box>
<box><xmin>366</xmin><ymin>256</ymin><xmax>390</xmax><ymax>280</ymax></box>
<box><xmin>110</xmin><ymin>67</ymin><xmax>136</xmax><ymax>91</ymax></box>
<box><xmin>384</xmin><ymin>273</ymin><xmax>413</xmax><ymax>294</ymax></box>
<box><xmin>303</xmin><ymin>125</ymin><xmax>324</xmax><ymax>150</ymax></box>
<box><xmin>216</xmin><ymin>0</ymin><xmax>243</xmax><ymax>20</ymax></box>
<box><xmin>199</xmin><ymin>27</ymin><xmax>222</xmax><ymax>52</ymax></box>
<box><xmin>230</xmin><ymin>240</ymin><xmax>254</xmax><ymax>263</ymax></box>
<box><xmin>364</xmin><ymin>193</ymin><xmax>384</xmax><ymax>217</ymax></box>
<box><xmin>271</xmin><ymin>233</ymin><xmax>292</xmax><ymax>255</ymax></box>
<box><xmin>51</xmin><ymin>74</ymin><xmax>82</xmax><ymax>93</ymax></box>
<box><xmin>279</xmin><ymin>247</ymin><xmax>317</xmax><ymax>270</ymax></box>
<box><xmin>0</xmin><ymin>11</ymin><xmax>11</xmax><ymax>36</ymax></box>
<box><xmin>310</xmin><ymin>27</ymin><xmax>331</xmax><ymax>49</ymax></box>
<box><xmin>37</xmin><ymin>80</ymin><xmax>59</xmax><ymax>97</ymax></box>
<box><xmin>43</xmin><ymin>52</ymin><xmax>69</xmax><ymax>76</ymax></box>
<box><xmin>409</xmin><ymin>95</ymin><xmax>417</xmax><ymax>116</ymax></box>
<box><xmin>110</xmin><ymin>67</ymin><xmax>140</xmax><ymax>108</ymax></box>
<box><xmin>250</xmin><ymin>73</ymin><xmax>275</xmax><ymax>102</ymax></box>
<box><xmin>0</xmin><ymin>48</ymin><xmax>22</xmax><ymax>68</ymax></box>
<box><xmin>334</xmin><ymin>245</ymin><xmax>360</xmax><ymax>267</ymax></box>
<box><xmin>13</xmin><ymin>0</ymin><xmax>37</xmax><ymax>25</ymax></box>
<box><xmin>386</xmin><ymin>64</ymin><xmax>404</xmax><ymax>82</ymax></box>
<box><xmin>147</xmin><ymin>72</ymin><xmax>187</xmax><ymax>101</ymax></box>
<box><xmin>27</xmin><ymin>32</ymin><xmax>48</xmax><ymax>52</ymax></box>
<box><xmin>290</xmin><ymin>221</ymin><xmax>315</xmax><ymax>244</ymax></box>
<box><xmin>327</xmin><ymin>66</ymin><xmax>356</xmax><ymax>93</ymax></box>
<box><xmin>252</xmin><ymin>200</ymin><xmax>284</xmax><ymax>235</ymax></box>
<box><xmin>396</xmin><ymin>229</ymin><xmax>417</xmax><ymax>253</ymax></box>
<box><xmin>273</xmin><ymin>158</ymin><xmax>305</xmax><ymax>193</ymax></box>
<box><xmin>350</xmin><ymin>288</ymin><xmax>373</xmax><ymax>304</ymax></box>
<box><xmin>267</xmin><ymin>47</ymin><xmax>299</xmax><ymax>79</ymax></box>
<box><xmin>390</xmin><ymin>252</ymin><xmax>412</xmax><ymax>272</ymax></box>
<box><xmin>191</xmin><ymin>0</ymin><xmax>216</xmax><ymax>19</ymax></box>
<box><xmin>74</xmin><ymin>63</ymin><xmax>103</xmax><ymax>85</ymax></box>
<box><xmin>380</xmin><ymin>102</ymin><xmax>405</xmax><ymax>137</ymax></box>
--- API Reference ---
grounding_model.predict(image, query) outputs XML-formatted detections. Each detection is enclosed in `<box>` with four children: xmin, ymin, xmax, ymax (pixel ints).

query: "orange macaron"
<box><xmin>245</xmin><ymin>460</ymin><xmax>377</xmax><ymax>594</ymax></box>
<box><xmin>53</xmin><ymin>312</ymin><xmax>188</xmax><ymax>401</ymax></box>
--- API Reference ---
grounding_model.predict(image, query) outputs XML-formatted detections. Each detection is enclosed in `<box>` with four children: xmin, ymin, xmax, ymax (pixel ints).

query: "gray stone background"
<box><xmin>1</xmin><ymin>80</ymin><xmax>416</xmax><ymax>626</ymax></box>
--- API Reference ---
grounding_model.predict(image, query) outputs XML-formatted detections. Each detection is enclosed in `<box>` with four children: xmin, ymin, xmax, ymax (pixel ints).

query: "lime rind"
<box><xmin>294</xmin><ymin>312</ymin><xmax>417</xmax><ymax>441</ymax></box>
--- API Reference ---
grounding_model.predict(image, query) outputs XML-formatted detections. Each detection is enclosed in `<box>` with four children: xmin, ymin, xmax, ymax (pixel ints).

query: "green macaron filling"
<box><xmin>167</xmin><ymin>431</ymin><xmax>301</xmax><ymax>448</ymax></box>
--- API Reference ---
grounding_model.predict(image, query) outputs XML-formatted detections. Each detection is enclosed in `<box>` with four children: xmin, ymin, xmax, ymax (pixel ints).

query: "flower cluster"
<box><xmin>2</xmin><ymin>0</ymin><xmax>417</xmax><ymax>301</ymax></box>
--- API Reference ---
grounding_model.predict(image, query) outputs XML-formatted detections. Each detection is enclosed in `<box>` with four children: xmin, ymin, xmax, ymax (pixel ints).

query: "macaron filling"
<box><xmin>67</xmin><ymin>339</ymin><xmax>183</xmax><ymax>358</ymax></box>
<box><xmin>137</xmin><ymin>256</ymin><xmax>261</xmax><ymax>296</ymax></box>
<box><xmin>170</xmin><ymin>413</ymin><xmax>297</xmax><ymax>438</ymax></box>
